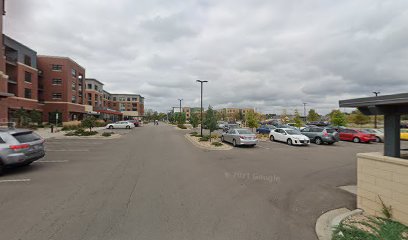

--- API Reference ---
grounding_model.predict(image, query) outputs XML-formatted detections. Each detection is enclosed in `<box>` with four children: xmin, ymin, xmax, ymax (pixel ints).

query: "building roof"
<box><xmin>4</xmin><ymin>34</ymin><xmax>37</xmax><ymax>54</ymax></box>
<box><xmin>339</xmin><ymin>92</ymin><xmax>408</xmax><ymax>115</ymax></box>
<box><xmin>37</xmin><ymin>55</ymin><xmax>85</xmax><ymax>70</ymax></box>
<box><xmin>85</xmin><ymin>78</ymin><xmax>104</xmax><ymax>85</ymax></box>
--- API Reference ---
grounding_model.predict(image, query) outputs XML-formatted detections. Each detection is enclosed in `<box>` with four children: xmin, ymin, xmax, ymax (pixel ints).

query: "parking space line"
<box><xmin>257</xmin><ymin>145</ymin><xmax>270</xmax><ymax>150</ymax></box>
<box><xmin>36</xmin><ymin>160</ymin><xmax>69</xmax><ymax>163</ymax></box>
<box><xmin>47</xmin><ymin>149</ymin><xmax>89</xmax><ymax>152</ymax></box>
<box><xmin>0</xmin><ymin>179</ymin><xmax>31</xmax><ymax>183</ymax></box>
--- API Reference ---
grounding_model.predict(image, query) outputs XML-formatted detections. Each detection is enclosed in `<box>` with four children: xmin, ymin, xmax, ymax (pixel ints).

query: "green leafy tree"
<box><xmin>246</xmin><ymin>111</ymin><xmax>259</xmax><ymax>132</ymax></box>
<box><xmin>349</xmin><ymin>110</ymin><xmax>370</xmax><ymax>126</ymax></box>
<box><xmin>13</xmin><ymin>108</ymin><xmax>30</xmax><ymax>127</ymax></box>
<box><xmin>307</xmin><ymin>109</ymin><xmax>320</xmax><ymax>122</ymax></box>
<box><xmin>81</xmin><ymin>116</ymin><xmax>97</xmax><ymax>132</ymax></box>
<box><xmin>204</xmin><ymin>105</ymin><xmax>218</xmax><ymax>140</ymax></box>
<box><xmin>330</xmin><ymin>110</ymin><xmax>347</xmax><ymax>126</ymax></box>
<box><xmin>29</xmin><ymin>110</ymin><xmax>42</xmax><ymax>125</ymax></box>
<box><xmin>293</xmin><ymin>109</ymin><xmax>304</xmax><ymax>128</ymax></box>
<box><xmin>176</xmin><ymin>112</ymin><xmax>186</xmax><ymax>124</ymax></box>
<box><xmin>190</xmin><ymin>113</ymin><xmax>199</xmax><ymax>128</ymax></box>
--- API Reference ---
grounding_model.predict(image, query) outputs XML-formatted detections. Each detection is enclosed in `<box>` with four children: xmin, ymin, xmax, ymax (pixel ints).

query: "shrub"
<box><xmin>211</xmin><ymin>142</ymin><xmax>223</xmax><ymax>147</ymax></box>
<box><xmin>178</xmin><ymin>124</ymin><xmax>187</xmax><ymax>129</ymax></box>
<box><xmin>102</xmin><ymin>132</ymin><xmax>112</xmax><ymax>137</ymax></box>
<box><xmin>65</xmin><ymin>131</ymin><xmax>76</xmax><ymax>136</ymax></box>
<box><xmin>81</xmin><ymin>131</ymin><xmax>98</xmax><ymax>136</ymax></box>
<box><xmin>190</xmin><ymin>131</ymin><xmax>198</xmax><ymax>136</ymax></box>
<box><xmin>199</xmin><ymin>136</ymin><xmax>209</xmax><ymax>141</ymax></box>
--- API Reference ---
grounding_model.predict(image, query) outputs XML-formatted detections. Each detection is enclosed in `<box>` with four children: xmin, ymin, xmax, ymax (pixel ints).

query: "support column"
<box><xmin>384</xmin><ymin>114</ymin><xmax>400</xmax><ymax>157</ymax></box>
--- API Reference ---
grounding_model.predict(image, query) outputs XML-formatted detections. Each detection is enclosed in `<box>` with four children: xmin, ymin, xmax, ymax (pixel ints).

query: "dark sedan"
<box><xmin>256</xmin><ymin>124</ymin><xmax>276</xmax><ymax>134</ymax></box>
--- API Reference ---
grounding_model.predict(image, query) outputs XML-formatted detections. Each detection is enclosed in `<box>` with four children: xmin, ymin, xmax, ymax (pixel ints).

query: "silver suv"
<box><xmin>0</xmin><ymin>129</ymin><xmax>45</xmax><ymax>174</ymax></box>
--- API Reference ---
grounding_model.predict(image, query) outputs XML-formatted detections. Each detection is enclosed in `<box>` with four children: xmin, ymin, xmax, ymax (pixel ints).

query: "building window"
<box><xmin>52</xmin><ymin>64</ymin><xmax>62</xmax><ymax>71</ymax></box>
<box><xmin>52</xmin><ymin>93</ymin><xmax>62</xmax><ymax>99</ymax></box>
<box><xmin>127</xmin><ymin>97</ymin><xmax>131</xmax><ymax>101</ymax></box>
<box><xmin>72</xmin><ymin>95</ymin><xmax>76</xmax><ymax>103</ymax></box>
<box><xmin>52</xmin><ymin>78</ymin><xmax>62</xmax><ymax>85</ymax></box>
<box><xmin>24</xmin><ymin>71</ymin><xmax>32</xmax><ymax>83</ymax></box>
<box><xmin>87</xmin><ymin>84</ymin><xmax>92</xmax><ymax>89</ymax></box>
<box><xmin>71</xmin><ymin>69</ymin><xmax>77</xmax><ymax>77</ymax></box>
<box><xmin>24</xmin><ymin>55</ymin><xmax>31</xmax><ymax>66</ymax></box>
<box><xmin>24</xmin><ymin>88</ymin><xmax>32</xmax><ymax>99</ymax></box>
<box><xmin>132</xmin><ymin>97</ymin><xmax>137</xmax><ymax>101</ymax></box>
<box><xmin>72</xmin><ymin>81</ymin><xmax>76</xmax><ymax>91</ymax></box>
<box><xmin>94</xmin><ymin>85</ymin><xmax>98</xmax><ymax>91</ymax></box>
<box><xmin>119</xmin><ymin>97</ymin><xmax>125</xmax><ymax>101</ymax></box>
<box><xmin>113</xmin><ymin>97</ymin><xmax>117</xmax><ymax>101</ymax></box>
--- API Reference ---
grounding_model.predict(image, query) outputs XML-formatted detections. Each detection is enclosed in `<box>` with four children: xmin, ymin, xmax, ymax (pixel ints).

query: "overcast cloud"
<box><xmin>5</xmin><ymin>0</ymin><xmax>408</xmax><ymax>114</ymax></box>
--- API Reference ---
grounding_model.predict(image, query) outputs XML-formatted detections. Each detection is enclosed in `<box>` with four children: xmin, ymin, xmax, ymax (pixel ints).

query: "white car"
<box><xmin>269</xmin><ymin>128</ymin><xmax>310</xmax><ymax>146</ymax></box>
<box><xmin>106</xmin><ymin>121</ymin><xmax>134</xmax><ymax>129</ymax></box>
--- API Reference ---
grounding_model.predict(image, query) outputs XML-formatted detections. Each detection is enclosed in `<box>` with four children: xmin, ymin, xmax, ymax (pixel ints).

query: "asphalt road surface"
<box><xmin>0</xmin><ymin>124</ymin><xmax>385</xmax><ymax>240</ymax></box>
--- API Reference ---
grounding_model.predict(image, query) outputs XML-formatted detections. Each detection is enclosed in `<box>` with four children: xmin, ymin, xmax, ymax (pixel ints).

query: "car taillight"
<box><xmin>9</xmin><ymin>144</ymin><xmax>30</xmax><ymax>150</ymax></box>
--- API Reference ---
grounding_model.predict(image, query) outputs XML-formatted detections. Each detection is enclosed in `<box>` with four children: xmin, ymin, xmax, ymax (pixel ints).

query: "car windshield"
<box><xmin>361</xmin><ymin>130</ymin><xmax>373</xmax><ymax>134</ymax></box>
<box><xmin>286</xmin><ymin>130</ymin><xmax>300</xmax><ymax>135</ymax></box>
<box><xmin>237</xmin><ymin>130</ymin><xmax>252</xmax><ymax>134</ymax></box>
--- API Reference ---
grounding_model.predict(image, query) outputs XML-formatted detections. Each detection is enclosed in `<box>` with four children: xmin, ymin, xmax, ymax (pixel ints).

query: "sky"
<box><xmin>4</xmin><ymin>0</ymin><xmax>408</xmax><ymax>114</ymax></box>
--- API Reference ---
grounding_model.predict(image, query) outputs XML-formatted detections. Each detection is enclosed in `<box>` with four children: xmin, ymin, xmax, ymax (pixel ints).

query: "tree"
<box><xmin>204</xmin><ymin>105</ymin><xmax>217</xmax><ymax>141</ymax></box>
<box><xmin>349</xmin><ymin>110</ymin><xmax>370</xmax><ymax>126</ymax></box>
<box><xmin>190</xmin><ymin>112</ymin><xmax>199</xmax><ymax>128</ymax></box>
<box><xmin>293</xmin><ymin>109</ymin><xmax>304</xmax><ymax>128</ymax></box>
<box><xmin>13</xmin><ymin>108</ymin><xmax>30</xmax><ymax>127</ymax></box>
<box><xmin>329</xmin><ymin>110</ymin><xmax>347</xmax><ymax>126</ymax></box>
<box><xmin>176</xmin><ymin>112</ymin><xmax>186</xmax><ymax>124</ymax></box>
<box><xmin>82</xmin><ymin>116</ymin><xmax>97</xmax><ymax>132</ymax></box>
<box><xmin>280</xmin><ymin>109</ymin><xmax>290</xmax><ymax>124</ymax></box>
<box><xmin>307</xmin><ymin>109</ymin><xmax>320</xmax><ymax>122</ymax></box>
<box><xmin>29</xmin><ymin>110</ymin><xmax>42</xmax><ymax>125</ymax></box>
<box><xmin>246</xmin><ymin>111</ymin><xmax>259</xmax><ymax>132</ymax></box>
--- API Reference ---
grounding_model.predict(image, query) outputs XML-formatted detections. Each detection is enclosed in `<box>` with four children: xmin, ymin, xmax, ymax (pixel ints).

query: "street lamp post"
<box><xmin>196</xmin><ymin>80</ymin><xmax>208</xmax><ymax>137</ymax></box>
<box><xmin>373</xmin><ymin>91</ymin><xmax>380</xmax><ymax>128</ymax></box>
<box><xmin>303</xmin><ymin>102</ymin><xmax>307</xmax><ymax>121</ymax></box>
<box><xmin>178</xmin><ymin>98</ymin><xmax>183</xmax><ymax>123</ymax></box>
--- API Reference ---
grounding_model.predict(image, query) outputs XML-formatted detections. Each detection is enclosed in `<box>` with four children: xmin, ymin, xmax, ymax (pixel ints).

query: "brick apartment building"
<box><xmin>37</xmin><ymin>55</ymin><xmax>86</xmax><ymax>122</ymax></box>
<box><xmin>110</xmin><ymin>94</ymin><xmax>145</xmax><ymax>119</ymax></box>
<box><xmin>0</xmin><ymin>0</ymin><xmax>11</xmax><ymax>122</ymax></box>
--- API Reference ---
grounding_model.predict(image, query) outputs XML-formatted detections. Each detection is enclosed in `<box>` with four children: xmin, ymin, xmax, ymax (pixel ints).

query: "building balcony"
<box><xmin>5</xmin><ymin>55</ymin><xmax>17</xmax><ymax>65</ymax></box>
<box><xmin>8</xmin><ymin>79</ymin><xmax>17</xmax><ymax>84</ymax></box>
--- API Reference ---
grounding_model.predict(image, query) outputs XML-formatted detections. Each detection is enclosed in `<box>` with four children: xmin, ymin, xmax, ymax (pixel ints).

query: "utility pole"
<box><xmin>196</xmin><ymin>80</ymin><xmax>208</xmax><ymax>137</ymax></box>
<box><xmin>373</xmin><ymin>91</ymin><xmax>380</xmax><ymax>128</ymax></box>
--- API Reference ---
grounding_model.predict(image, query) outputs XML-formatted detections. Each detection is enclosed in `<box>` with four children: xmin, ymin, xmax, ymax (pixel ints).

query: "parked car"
<box><xmin>361</xmin><ymin>129</ymin><xmax>384</xmax><ymax>142</ymax></box>
<box><xmin>221</xmin><ymin>128</ymin><xmax>258</xmax><ymax>147</ymax></box>
<box><xmin>307</xmin><ymin>121</ymin><xmax>329</xmax><ymax>127</ymax></box>
<box><xmin>217</xmin><ymin>121</ymin><xmax>227</xmax><ymax>129</ymax></box>
<box><xmin>338</xmin><ymin>128</ymin><xmax>376</xmax><ymax>143</ymax></box>
<box><xmin>223</xmin><ymin>123</ymin><xmax>239</xmax><ymax>132</ymax></box>
<box><xmin>269</xmin><ymin>128</ymin><xmax>310</xmax><ymax>146</ymax></box>
<box><xmin>106</xmin><ymin>121</ymin><xmax>135</xmax><ymax>129</ymax></box>
<box><xmin>300</xmin><ymin>127</ymin><xmax>339</xmax><ymax>145</ymax></box>
<box><xmin>256</xmin><ymin>124</ymin><xmax>276</xmax><ymax>134</ymax></box>
<box><xmin>0</xmin><ymin>129</ymin><xmax>45</xmax><ymax>175</ymax></box>
<box><xmin>401</xmin><ymin>129</ymin><xmax>408</xmax><ymax>141</ymax></box>
<box><xmin>127</xmin><ymin>120</ymin><xmax>140</xmax><ymax>127</ymax></box>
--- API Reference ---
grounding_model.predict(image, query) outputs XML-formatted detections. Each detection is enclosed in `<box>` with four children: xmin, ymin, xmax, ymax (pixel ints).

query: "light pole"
<box><xmin>373</xmin><ymin>91</ymin><xmax>380</xmax><ymax>128</ymax></box>
<box><xmin>178</xmin><ymin>98</ymin><xmax>183</xmax><ymax>123</ymax></box>
<box><xmin>303</xmin><ymin>102</ymin><xmax>307</xmax><ymax>121</ymax></box>
<box><xmin>196</xmin><ymin>80</ymin><xmax>208</xmax><ymax>137</ymax></box>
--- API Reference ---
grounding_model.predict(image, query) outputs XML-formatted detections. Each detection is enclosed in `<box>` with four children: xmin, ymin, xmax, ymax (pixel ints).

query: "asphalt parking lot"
<box><xmin>0</xmin><ymin>124</ymin><xmax>402</xmax><ymax>240</ymax></box>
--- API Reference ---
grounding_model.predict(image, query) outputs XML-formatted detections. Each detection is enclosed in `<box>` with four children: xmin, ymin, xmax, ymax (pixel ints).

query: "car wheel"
<box><xmin>233</xmin><ymin>139</ymin><xmax>237</xmax><ymax>147</ymax></box>
<box><xmin>108</xmin><ymin>125</ymin><xmax>113</xmax><ymax>129</ymax></box>
<box><xmin>126</xmin><ymin>126</ymin><xmax>130</xmax><ymax>129</ymax></box>
<box><xmin>221</xmin><ymin>136</ymin><xmax>224</xmax><ymax>142</ymax></box>
<box><xmin>287</xmin><ymin>138</ymin><xmax>293</xmax><ymax>145</ymax></box>
<box><xmin>315</xmin><ymin>137</ymin><xmax>322</xmax><ymax>145</ymax></box>
<box><xmin>270</xmin><ymin>135</ymin><xmax>275</xmax><ymax>141</ymax></box>
<box><xmin>328</xmin><ymin>142</ymin><xmax>334</xmax><ymax>145</ymax></box>
<box><xmin>353</xmin><ymin>137</ymin><xmax>360</xmax><ymax>143</ymax></box>
<box><xmin>375</xmin><ymin>136</ymin><xmax>381</xmax><ymax>143</ymax></box>
<box><xmin>0</xmin><ymin>162</ymin><xmax>3</xmax><ymax>176</ymax></box>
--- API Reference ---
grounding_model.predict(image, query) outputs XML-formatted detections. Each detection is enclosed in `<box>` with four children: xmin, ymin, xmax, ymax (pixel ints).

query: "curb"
<box><xmin>54</xmin><ymin>134</ymin><xmax>122</xmax><ymax>140</ymax></box>
<box><xmin>315</xmin><ymin>208</ymin><xmax>363</xmax><ymax>240</ymax></box>
<box><xmin>184</xmin><ymin>134</ymin><xmax>233</xmax><ymax>151</ymax></box>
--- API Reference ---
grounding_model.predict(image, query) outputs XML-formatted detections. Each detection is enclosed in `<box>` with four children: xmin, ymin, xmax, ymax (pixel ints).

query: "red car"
<box><xmin>338</xmin><ymin>128</ymin><xmax>376</xmax><ymax>143</ymax></box>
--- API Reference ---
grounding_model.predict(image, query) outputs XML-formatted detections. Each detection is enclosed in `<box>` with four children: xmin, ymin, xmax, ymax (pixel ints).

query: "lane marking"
<box><xmin>0</xmin><ymin>179</ymin><xmax>31</xmax><ymax>183</ymax></box>
<box><xmin>37</xmin><ymin>160</ymin><xmax>69</xmax><ymax>163</ymax></box>
<box><xmin>46</xmin><ymin>149</ymin><xmax>89</xmax><ymax>152</ymax></box>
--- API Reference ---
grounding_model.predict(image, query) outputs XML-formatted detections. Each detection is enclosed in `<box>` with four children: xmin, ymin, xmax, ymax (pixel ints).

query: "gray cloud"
<box><xmin>5</xmin><ymin>0</ymin><xmax>408</xmax><ymax>114</ymax></box>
